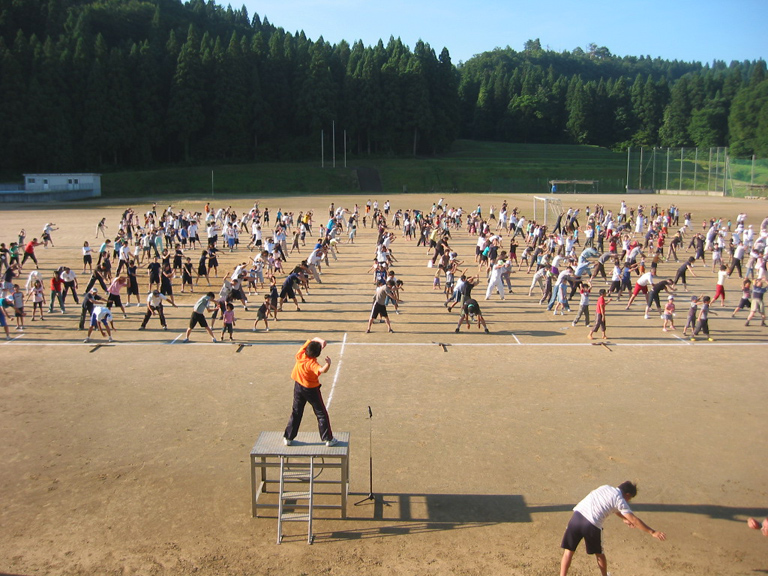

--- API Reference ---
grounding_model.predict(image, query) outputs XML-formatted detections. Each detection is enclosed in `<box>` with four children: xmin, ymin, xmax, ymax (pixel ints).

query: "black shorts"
<box><xmin>736</xmin><ymin>297</ymin><xmax>751</xmax><ymax>310</ymax></box>
<box><xmin>561</xmin><ymin>511</ymin><xmax>603</xmax><ymax>554</ymax></box>
<box><xmin>280</xmin><ymin>284</ymin><xmax>295</xmax><ymax>300</ymax></box>
<box><xmin>370</xmin><ymin>303</ymin><xmax>388</xmax><ymax>319</ymax></box>
<box><xmin>189</xmin><ymin>312</ymin><xmax>208</xmax><ymax>329</ymax></box>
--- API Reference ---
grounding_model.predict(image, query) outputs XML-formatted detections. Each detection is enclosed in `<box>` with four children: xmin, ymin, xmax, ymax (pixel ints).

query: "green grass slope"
<box><xmin>102</xmin><ymin>141</ymin><xmax>629</xmax><ymax>197</ymax></box>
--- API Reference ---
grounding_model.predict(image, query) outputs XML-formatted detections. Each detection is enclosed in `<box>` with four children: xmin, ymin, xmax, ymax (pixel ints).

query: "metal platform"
<box><xmin>250</xmin><ymin>431</ymin><xmax>350</xmax><ymax>519</ymax></box>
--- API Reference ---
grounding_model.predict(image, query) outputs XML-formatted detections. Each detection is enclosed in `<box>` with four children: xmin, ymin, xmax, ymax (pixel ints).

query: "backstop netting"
<box><xmin>625</xmin><ymin>146</ymin><xmax>768</xmax><ymax>197</ymax></box>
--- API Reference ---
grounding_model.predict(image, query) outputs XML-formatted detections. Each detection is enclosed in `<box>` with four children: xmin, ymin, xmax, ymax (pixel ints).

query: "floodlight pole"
<box><xmin>626</xmin><ymin>147</ymin><xmax>631</xmax><ymax>192</ymax></box>
<box><xmin>679</xmin><ymin>147</ymin><xmax>684</xmax><ymax>190</ymax></box>
<box><xmin>321</xmin><ymin>130</ymin><xmax>324</xmax><ymax>168</ymax></box>
<box><xmin>694</xmin><ymin>148</ymin><xmax>699</xmax><ymax>190</ymax></box>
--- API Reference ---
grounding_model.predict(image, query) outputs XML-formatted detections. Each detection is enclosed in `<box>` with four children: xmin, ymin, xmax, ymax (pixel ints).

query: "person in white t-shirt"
<box><xmin>559</xmin><ymin>481</ymin><xmax>666</xmax><ymax>576</ymax></box>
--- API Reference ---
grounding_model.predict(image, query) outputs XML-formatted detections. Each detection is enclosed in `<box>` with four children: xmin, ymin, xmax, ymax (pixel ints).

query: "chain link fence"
<box><xmin>626</xmin><ymin>147</ymin><xmax>768</xmax><ymax>197</ymax></box>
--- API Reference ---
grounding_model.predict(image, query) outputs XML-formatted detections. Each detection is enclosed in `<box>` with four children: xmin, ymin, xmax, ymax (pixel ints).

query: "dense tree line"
<box><xmin>0</xmin><ymin>0</ymin><xmax>460</xmax><ymax>172</ymax></box>
<box><xmin>0</xmin><ymin>1</ymin><xmax>765</xmax><ymax>175</ymax></box>
<box><xmin>458</xmin><ymin>40</ymin><xmax>767</xmax><ymax>156</ymax></box>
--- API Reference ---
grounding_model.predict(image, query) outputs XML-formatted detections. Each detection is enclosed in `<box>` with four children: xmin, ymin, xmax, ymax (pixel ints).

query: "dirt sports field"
<box><xmin>0</xmin><ymin>193</ymin><xmax>766</xmax><ymax>576</ymax></box>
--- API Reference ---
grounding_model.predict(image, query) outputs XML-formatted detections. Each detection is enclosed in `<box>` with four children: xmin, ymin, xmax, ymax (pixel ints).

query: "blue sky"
<box><xmin>239</xmin><ymin>0</ymin><xmax>766</xmax><ymax>65</ymax></box>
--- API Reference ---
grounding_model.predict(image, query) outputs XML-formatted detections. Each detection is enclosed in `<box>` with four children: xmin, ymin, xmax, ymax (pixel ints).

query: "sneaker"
<box><xmin>265</xmin><ymin>328</ymin><xmax>269</xmax><ymax>332</ymax></box>
<box><xmin>455</xmin><ymin>328</ymin><xmax>460</xmax><ymax>333</ymax></box>
<box><xmin>182</xmin><ymin>338</ymin><xmax>189</xmax><ymax>343</ymax></box>
<box><xmin>571</xmin><ymin>321</ymin><xmax>576</xmax><ymax>326</ymax></box>
<box><xmin>283</xmin><ymin>437</ymin><xmax>292</xmax><ymax>446</ymax></box>
<box><xmin>708</xmin><ymin>337</ymin><xmax>714</xmax><ymax>342</ymax></box>
<box><xmin>163</xmin><ymin>326</ymin><xmax>167</xmax><ymax>330</ymax></box>
<box><xmin>138</xmin><ymin>326</ymin><xmax>145</xmax><ymax>330</ymax></box>
<box><xmin>325</xmin><ymin>438</ymin><xmax>339</xmax><ymax>447</ymax></box>
<box><xmin>484</xmin><ymin>328</ymin><xmax>489</xmax><ymax>333</ymax></box>
<box><xmin>211</xmin><ymin>337</ymin><xmax>217</xmax><ymax>343</ymax></box>
<box><xmin>108</xmin><ymin>337</ymin><xmax>113</xmax><ymax>343</ymax></box>
<box><xmin>644</xmin><ymin>314</ymin><xmax>650</xmax><ymax>319</ymax></box>
<box><xmin>690</xmin><ymin>337</ymin><xmax>696</xmax><ymax>341</ymax></box>
<box><xmin>83</xmin><ymin>338</ymin><xmax>90</xmax><ymax>343</ymax></box>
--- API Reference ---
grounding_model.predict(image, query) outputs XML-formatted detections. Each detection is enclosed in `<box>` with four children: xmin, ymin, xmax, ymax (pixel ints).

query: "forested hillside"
<box><xmin>458</xmin><ymin>40</ymin><xmax>767</xmax><ymax>156</ymax></box>
<box><xmin>0</xmin><ymin>0</ymin><xmax>766</xmax><ymax>175</ymax></box>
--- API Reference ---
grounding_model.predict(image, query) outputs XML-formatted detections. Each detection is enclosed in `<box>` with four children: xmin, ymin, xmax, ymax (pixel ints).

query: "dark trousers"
<box><xmin>21</xmin><ymin>252</ymin><xmax>37</xmax><ymax>267</ymax></box>
<box><xmin>284</xmin><ymin>382</ymin><xmax>333</xmax><ymax>442</ymax></box>
<box><xmin>62</xmin><ymin>281</ymin><xmax>79</xmax><ymax>304</ymax></box>
<box><xmin>49</xmin><ymin>290</ymin><xmax>65</xmax><ymax>312</ymax></box>
<box><xmin>693</xmin><ymin>319</ymin><xmax>709</xmax><ymax>336</ymax></box>
<box><xmin>79</xmin><ymin>304</ymin><xmax>94</xmax><ymax>330</ymax></box>
<box><xmin>141</xmin><ymin>304</ymin><xmax>166</xmax><ymax>328</ymax></box>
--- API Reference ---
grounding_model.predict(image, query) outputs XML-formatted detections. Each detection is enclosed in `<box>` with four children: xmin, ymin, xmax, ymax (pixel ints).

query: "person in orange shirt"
<box><xmin>283</xmin><ymin>337</ymin><xmax>337</xmax><ymax>447</ymax></box>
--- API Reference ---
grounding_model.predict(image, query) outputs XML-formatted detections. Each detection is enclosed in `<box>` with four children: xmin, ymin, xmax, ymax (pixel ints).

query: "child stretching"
<box><xmin>691</xmin><ymin>295</ymin><xmax>715</xmax><ymax>342</ymax></box>
<box><xmin>682</xmin><ymin>296</ymin><xmax>700</xmax><ymax>336</ymax></box>
<box><xmin>661</xmin><ymin>295</ymin><xmax>676</xmax><ymax>331</ymax></box>
<box><xmin>587</xmin><ymin>289</ymin><xmax>611</xmax><ymax>340</ymax></box>
<box><xmin>252</xmin><ymin>294</ymin><xmax>271</xmax><ymax>332</ymax></box>
<box><xmin>220</xmin><ymin>302</ymin><xmax>236</xmax><ymax>341</ymax></box>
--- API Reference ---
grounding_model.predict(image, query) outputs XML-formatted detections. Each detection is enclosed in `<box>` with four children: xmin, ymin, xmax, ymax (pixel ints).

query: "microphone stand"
<box><xmin>354</xmin><ymin>406</ymin><xmax>376</xmax><ymax>505</ymax></box>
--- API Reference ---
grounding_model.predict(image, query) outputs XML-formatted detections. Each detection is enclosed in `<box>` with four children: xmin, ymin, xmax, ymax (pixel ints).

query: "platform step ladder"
<box><xmin>277</xmin><ymin>456</ymin><xmax>315</xmax><ymax>544</ymax></box>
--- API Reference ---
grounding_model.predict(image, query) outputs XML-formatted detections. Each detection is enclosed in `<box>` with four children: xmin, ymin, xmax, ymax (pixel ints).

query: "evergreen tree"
<box><xmin>167</xmin><ymin>24</ymin><xmax>204</xmax><ymax>162</ymax></box>
<box><xmin>659</xmin><ymin>77</ymin><xmax>692</xmax><ymax>147</ymax></box>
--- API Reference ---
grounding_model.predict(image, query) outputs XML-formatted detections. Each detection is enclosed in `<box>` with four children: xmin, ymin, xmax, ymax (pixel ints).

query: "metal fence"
<box><xmin>626</xmin><ymin>147</ymin><xmax>768</xmax><ymax>197</ymax></box>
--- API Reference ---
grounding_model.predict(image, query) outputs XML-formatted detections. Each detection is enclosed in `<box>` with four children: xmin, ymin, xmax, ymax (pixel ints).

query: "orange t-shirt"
<box><xmin>291</xmin><ymin>340</ymin><xmax>323</xmax><ymax>388</ymax></box>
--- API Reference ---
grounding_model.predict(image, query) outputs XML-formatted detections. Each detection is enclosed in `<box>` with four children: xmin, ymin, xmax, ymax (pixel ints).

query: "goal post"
<box><xmin>533</xmin><ymin>196</ymin><xmax>564</xmax><ymax>227</ymax></box>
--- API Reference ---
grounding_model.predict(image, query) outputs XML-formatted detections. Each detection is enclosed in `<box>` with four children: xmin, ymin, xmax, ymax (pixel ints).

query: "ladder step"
<box><xmin>281</xmin><ymin>491</ymin><xmax>311</xmax><ymax>500</ymax></box>
<box><xmin>283</xmin><ymin>469</ymin><xmax>311</xmax><ymax>480</ymax></box>
<box><xmin>280</xmin><ymin>512</ymin><xmax>310</xmax><ymax>522</ymax></box>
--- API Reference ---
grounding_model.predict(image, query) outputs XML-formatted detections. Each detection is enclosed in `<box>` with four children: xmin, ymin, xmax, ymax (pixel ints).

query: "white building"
<box><xmin>0</xmin><ymin>173</ymin><xmax>102</xmax><ymax>203</ymax></box>
<box><xmin>24</xmin><ymin>173</ymin><xmax>101</xmax><ymax>194</ymax></box>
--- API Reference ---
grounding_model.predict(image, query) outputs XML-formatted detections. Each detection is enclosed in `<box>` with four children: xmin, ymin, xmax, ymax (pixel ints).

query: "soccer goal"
<box><xmin>533</xmin><ymin>196</ymin><xmax>564</xmax><ymax>227</ymax></box>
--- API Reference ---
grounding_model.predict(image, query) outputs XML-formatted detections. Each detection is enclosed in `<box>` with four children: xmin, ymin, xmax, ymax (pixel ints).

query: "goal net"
<box><xmin>533</xmin><ymin>196</ymin><xmax>564</xmax><ymax>227</ymax></box>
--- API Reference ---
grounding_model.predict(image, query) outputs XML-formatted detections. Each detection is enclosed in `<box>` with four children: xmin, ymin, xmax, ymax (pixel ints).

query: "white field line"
<box><xmin>2</xmin><ymin>340</ymin><xmax>766</xmax><ymax>348</ymax></box>
<box><xmin>326</xmin><ymin>332</ymin><xmax>347</xmax><ymax>408</ymax></box>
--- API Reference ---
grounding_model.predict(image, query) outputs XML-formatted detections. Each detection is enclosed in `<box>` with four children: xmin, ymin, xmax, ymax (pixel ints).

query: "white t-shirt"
<box><xmin>573</xmin><ymin>485</ymin><xmax>632</xmax><ymax>529</ymax></box>
<box><xmin>637</xmin><ymin>272</ymin><xmax>654</xmax><ymax>287</ymax></box>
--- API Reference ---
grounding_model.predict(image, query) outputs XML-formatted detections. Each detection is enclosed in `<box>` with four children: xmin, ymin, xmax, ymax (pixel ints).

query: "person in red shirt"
<box><xmin>587</xmin><ymin>289</ymin><xmax>611</xmax><ymax>340</ymax></box>
<box><xmin>49</xmin><ymin>268</ymin><xmax>65</xmax><ymax>313</ymax></box>
<box><xmin>21</xmin><ymin>238</ymin><xmax>42</xmax><ymax>269</ymax></box>
<box><xmin>283</xmin><ymin>337</ymin><xmax>338</xmax><ymax>447</ymax></box>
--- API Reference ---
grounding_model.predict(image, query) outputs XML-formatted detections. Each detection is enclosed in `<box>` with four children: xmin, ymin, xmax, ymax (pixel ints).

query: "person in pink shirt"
<box><xmin>106</xmin><ymin>275</ymin><xmax>129</xmax><ymax>318</ymax></box>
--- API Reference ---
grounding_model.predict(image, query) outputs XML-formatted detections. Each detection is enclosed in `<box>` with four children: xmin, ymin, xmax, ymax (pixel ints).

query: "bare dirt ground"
<box><xmin>0</xmin><ymin>193</ymin><xmax>766</xmax><ymax>576</ymax></box>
